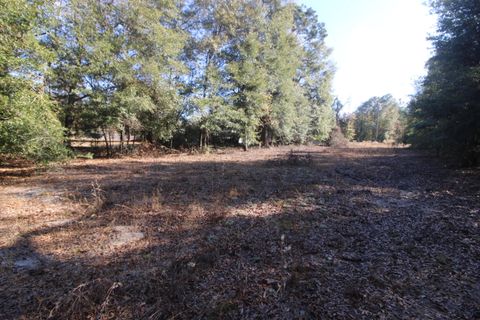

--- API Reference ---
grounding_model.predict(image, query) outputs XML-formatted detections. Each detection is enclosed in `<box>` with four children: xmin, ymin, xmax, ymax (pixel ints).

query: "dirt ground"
<box><xmin>0</xmin><ymin>144</ymin><xmax>479</xmax><ymax>319</ymax></box>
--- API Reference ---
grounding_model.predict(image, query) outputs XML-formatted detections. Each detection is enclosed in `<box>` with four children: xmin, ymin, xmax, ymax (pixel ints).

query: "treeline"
<box><xmin>339</xmin><ymin>95</ymin><xmax>407</xmax><ymax>143</ymax></box>
<box><xmin>408</xmin><ymin>0</ymin><xmax>480</xmax><ymax>165</ymax></box>
<box><xmin>2</xmin><ymin>0</ymin><xmax>477</xmax><ymax>165</ymax></box>
<box><xmin>0</xmin><ymin>0</ymin><xmax>336</xmax><ymax>160</ymax></box>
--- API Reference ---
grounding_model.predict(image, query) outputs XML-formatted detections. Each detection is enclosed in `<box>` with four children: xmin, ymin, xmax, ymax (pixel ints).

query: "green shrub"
<box><xmin>0</xmin><ymin>88</ymin><xmax>68</xmax><ymax>162</ymax></box>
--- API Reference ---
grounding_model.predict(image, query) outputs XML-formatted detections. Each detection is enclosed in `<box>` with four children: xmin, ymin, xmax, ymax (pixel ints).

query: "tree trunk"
<box><xmin>260</xmin><ymin>115</ymin><xmax>272</xmax><ymax>148</ymax></box>
<box><xmin>109</xmin><ymin>131</ymin><xmax>113</xmax><ymax>156</ymax></box>
<box><xmin>261</xmin><ymin>126</ymin><xmax>271</xmax><ymax>148</ymax></box>
<box><xmin>200</xmin><ymin>128</ymin><xmax>208</xmax><ymax>150</ymax></box>
<box><xmin>102</xmin><ymin>128</ymin><xmax>110</xmax><ymax>156</ymax></box>
<box><xmin>126</xmin><ymin>125</ymin><xmax>131</xmax><ymax>146</ymax></box>
<box><xmin>120</xmin><ymin>130</ymin><xmax>124</xmax><ymax>153</ymax></box>
<box><xmin>64</xmin><ymin>93</ymin><xmax>76</xmax><ymax>147</ymax></box>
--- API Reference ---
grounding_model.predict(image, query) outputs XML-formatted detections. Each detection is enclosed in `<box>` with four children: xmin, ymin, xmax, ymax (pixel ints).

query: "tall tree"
<box><xmin>181</xmin><ymin>0</ymin><xmax>335</xmax><ymax>148</ymax></box>
<box><xmin>355</xmin><ymin>95</ymin><xmax>404</xmax><ymax>142</ymax></box>
<box><xmin>0</xmin><ymin>0</ymin><xmax>66</xmax><ymax>161</ymax></box>
<box><xmin>45</xmin><ymin>0</ymin><xmax>185</xmax><ymax>152</ymax></box>
<box><xmin>228</xmin><ymin>32</ymin><xmax>269</xmax><ymax>150</ymax></box>
<box><xmin>181</xmin><ymin>0</ymin><xmax>233</xmax><ymax>149</ymax></box>
<box><xmin>408</xmin><ymin>0</ymin><xmax>480</xmax><ymax>165</ymax></box>
<box><xmin>1</xmin><ymin>0</ymin><xmax>338</xmax><ymax>159</ymax></box>
<box><xmin>295</xmin><ymin>5</ymin><xmax>336</xmax><ymax>143</ymax></box>
<box><xmin>262</xmin><ymin>2</ymin><xmax>305</xmax><ymax>144</ymax></box>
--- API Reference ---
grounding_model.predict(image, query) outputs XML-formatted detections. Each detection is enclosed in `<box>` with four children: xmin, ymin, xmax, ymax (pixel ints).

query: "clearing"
<box><xmin>0</xmin><ymin>145</ymin><xmax>479</xmax><ymax>319</ymax></box>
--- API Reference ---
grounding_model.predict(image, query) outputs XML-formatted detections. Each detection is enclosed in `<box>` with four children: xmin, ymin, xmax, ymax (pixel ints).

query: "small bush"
<box><xmin>327</xmin><ymin>127</ymin><xmax>349</xmax><ymax>148</ymax></box>
<box><xmin>0</xmin><ymin>88</ymin><xmax>68</xmax><ymax>162</ymax></box>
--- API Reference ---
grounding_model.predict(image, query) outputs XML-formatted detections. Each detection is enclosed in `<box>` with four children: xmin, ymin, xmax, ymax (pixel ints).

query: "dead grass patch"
<box><xmin>0</xmin><ymin>144</ymin><xmax>478</xmax><ymax>319</ymax></box>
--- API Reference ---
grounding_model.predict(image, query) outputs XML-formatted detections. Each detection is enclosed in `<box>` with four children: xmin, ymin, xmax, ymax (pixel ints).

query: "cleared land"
<box><xmin>0</xmin><ymin>145</ymin><xmax>479</xmax><ymax>319</ymax></box>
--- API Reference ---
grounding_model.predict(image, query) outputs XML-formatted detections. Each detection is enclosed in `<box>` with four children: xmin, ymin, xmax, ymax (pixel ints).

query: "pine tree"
<box><xmin>263</xmin><ymin>3</ymin><xmax>304</xmax><ymax>144</ymax></box>
<box><xmin>0</xmin><ymin>0</ymin><xmax>66</xmax><ymax>161</ymax></box>
<box><xmin>408</xmin><ymin>0</ymin><xmax>480</xmax><ymax>165</ymax></box>
<box><xmin>295</xmin><ymin>5</ymin><xmax>336</xmax><ymax>143</ymax></box>
<box><xmin>45</xmin><ymin>0</ymin><xmax>185</xmax><ymax>152</ymax></box>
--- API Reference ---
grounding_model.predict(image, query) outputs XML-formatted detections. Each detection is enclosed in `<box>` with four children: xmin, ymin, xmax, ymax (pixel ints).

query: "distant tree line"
<box><xmin>338</xmin><ymin>0</ymin><xmax>480</xmax><ymax>166</ymax></box>
<box><xmin>407</xmin><ymin>0</ymin><xmax>480</xmax><ymax>166</ymax></box>
<box><xmin>0</xmin><ymin>0</ymin><xmax>337</xmax><ymax>160</ymax></box>
<box><xmin>339</xmin><ymin>95</ymin><xmax>407</xmax><ymax>144</ymax></box>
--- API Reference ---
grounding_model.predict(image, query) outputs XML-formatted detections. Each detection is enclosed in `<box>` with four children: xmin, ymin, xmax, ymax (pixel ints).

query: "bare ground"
<box><xmin>0</xmin><ymin>144</ymin><xmax>479</xmax><ymax>319</ymax></box>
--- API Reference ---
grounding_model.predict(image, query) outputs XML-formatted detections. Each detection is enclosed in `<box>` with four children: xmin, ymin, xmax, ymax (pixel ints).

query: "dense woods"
<box><xmin>408</xmin><ymin>0</ymin><xmax>480</xmax><ymax>165</ymax></box>
<box><xmin>0</xmin><ymin>0</ymin><xmax>67</xmax><ymax>161</ymax></box>
<box><xmin>0</xmin><ymin>0</ymin><xmax>336</xmax><ymax>160</ymax></box>
<box><xmin>0</xmin><ymin>0</ymin><xmax>478</xmax><ymax>166</ymax></box>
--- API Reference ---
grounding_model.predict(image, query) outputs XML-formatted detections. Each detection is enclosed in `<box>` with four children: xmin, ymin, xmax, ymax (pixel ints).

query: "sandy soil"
<box><xmin>0</xmin><ymin>144</ymin><xmax>479</xmax><ymax>319</ymax></box>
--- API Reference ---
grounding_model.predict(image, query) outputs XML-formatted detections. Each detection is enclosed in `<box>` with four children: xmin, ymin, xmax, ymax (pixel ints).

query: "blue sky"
<box><xmin>299</xmin><ymin>0</ymin><xmax>438</xmax><ymax>113</ymax></box>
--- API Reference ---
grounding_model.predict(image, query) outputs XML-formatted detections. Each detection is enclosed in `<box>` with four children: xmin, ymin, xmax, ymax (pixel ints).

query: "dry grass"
<box><xmin>0</xmin><ymin>144</ymin><xmax>478</xmax><ymax>319</ymax></box>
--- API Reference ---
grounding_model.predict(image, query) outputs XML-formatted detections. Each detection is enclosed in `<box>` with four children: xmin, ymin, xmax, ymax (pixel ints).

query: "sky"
<box><xmin>299</xmin><ymin>0</ymin><xmax>438</xmax><ymax>113</ymax></box>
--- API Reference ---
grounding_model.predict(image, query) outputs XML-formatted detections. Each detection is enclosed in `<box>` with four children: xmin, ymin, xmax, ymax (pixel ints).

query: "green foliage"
<box><xmin>0</xmin><ymin>0</ymin><xmax>66</xmax><ymax>162</ymax></box>
<box><xmin>263</xmin><ymin>3</ymin><xmax>302</xmax><ymax>144</ymax></box>
<box><xmin>45</xmin><ymin>0</ymin><xmax>185</xmax><ymax>144</ymax></box>
<box><xmin>180</xmin><ymin>0</ymin><xmax>335</xmax><ymax>148</ymax></box>
<box><xmin>354</xmin><ymin>95</ymin><xmax>405</xmax><ymax>142</ymax></box>
<box><xmin>228</xmin><ymin>31</ymin><xmax>269</xmax><ymax>149</ymax></box>
<box><xmin>0</xmin><ymin>88</ymin><xmax>67</xmax><ymax>162</ymax></box>
<box><xmin>1</xmin><ymin>0</ymin><xmax>336</xmax><ymax>159</ymax></box>
<box><xmin>181</xmin><ymin>0</ymin><xmax>234</xmax><ymax>148</ymax></box>
<box><xmin>295</xmin><ymin>6</ymin><xmax>336</xmax><ymax>143</ymax></box>
<box><xmin>408</xmin><ymin>0</ymin><xmax>480</xmax><ymax>165</ymax></box>
<box><xmin>339</xmin><ymin>113</ymin><xmax>356</xmax><ymax>141</ymax></box>
<box><xmin>0</xmin><ymin>0</ymin><xmax>53</xmax><ymax>76</ymax></box>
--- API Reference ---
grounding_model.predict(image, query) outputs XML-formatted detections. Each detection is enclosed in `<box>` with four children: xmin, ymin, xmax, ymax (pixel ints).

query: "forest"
<box><xmin>1</xmin><ymin>0</ymin><xmax>477</xmax><ymax>165</ymax></box>
<box><xmin>1</xmin><ymin>0</ymin><xmax>337</xmax><ymax>160</ymax></box>
<box><xmin>0</xmin><ymin>0</ymin><xmax>479</xmax><ymax>319</ymax></box>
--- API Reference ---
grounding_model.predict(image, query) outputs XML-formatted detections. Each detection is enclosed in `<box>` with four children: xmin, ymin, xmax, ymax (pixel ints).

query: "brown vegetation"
<box><xmin>0</xmin><ymin>144</ymin><xmax>479</xmax><ymax>319</ymax></box>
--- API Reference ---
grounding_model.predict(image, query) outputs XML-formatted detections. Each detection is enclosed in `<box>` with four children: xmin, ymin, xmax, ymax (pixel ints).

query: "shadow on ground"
<box><xmin>0</xmin><ymin>147</ymin><xmax>479</xmax><ymax>319</ymax></box>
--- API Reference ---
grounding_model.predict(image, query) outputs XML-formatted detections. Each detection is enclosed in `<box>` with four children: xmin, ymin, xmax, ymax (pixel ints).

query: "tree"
<box><xmin>45</xmin><ymin>0</ymin><xmax>185</xmax><ymax>153</ymax></box>
<box><xmin>408</xmin><ymin>0</ymin><xmax>480</xmax><ymax>165</ymax></box>
<box><xmin>332</xmin><ymin>98</ymin><xmax>344</xmax><ymax>125</ymax></box>
<box><xmin>294</xmin><ymin>5</ymin><xmax>336</xmax><ymax>143</ymax></box>
<box><xmin>339</xmin><ymin>113</ymin><xmax>356</xmax><ymax>141</ymax></box>
<box><xmin>181</xmin><ymin>0</ymin><xmax>233</xmax><ymax>149</ymax></box>
<box><xmin>0</xmin><ymin>0</ymin><xmax>67</xmax><ymax>162</ymax></box>
<box><xmin>1</xmin><ymin>0</ymin><xmax>338</xmax><ymax>159</ymax></box>
<box><xmin>355</xmin><ymin>95</ymin><xmax>404</xmax><ymax>142</ymax></box>
<box><xmin>263</xmin><ymin>2</ymin><xmax>306</xmax><ymax>145</ymax></box>
<box><xmin>228</xmin><ymin>31</ymin><xmax>269</xmax><ymax>150</ymax></box>
<box><xmin>181</xmin><ymin>1</ymin><xmax>335</xmax><ymax>149</ymax></box>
